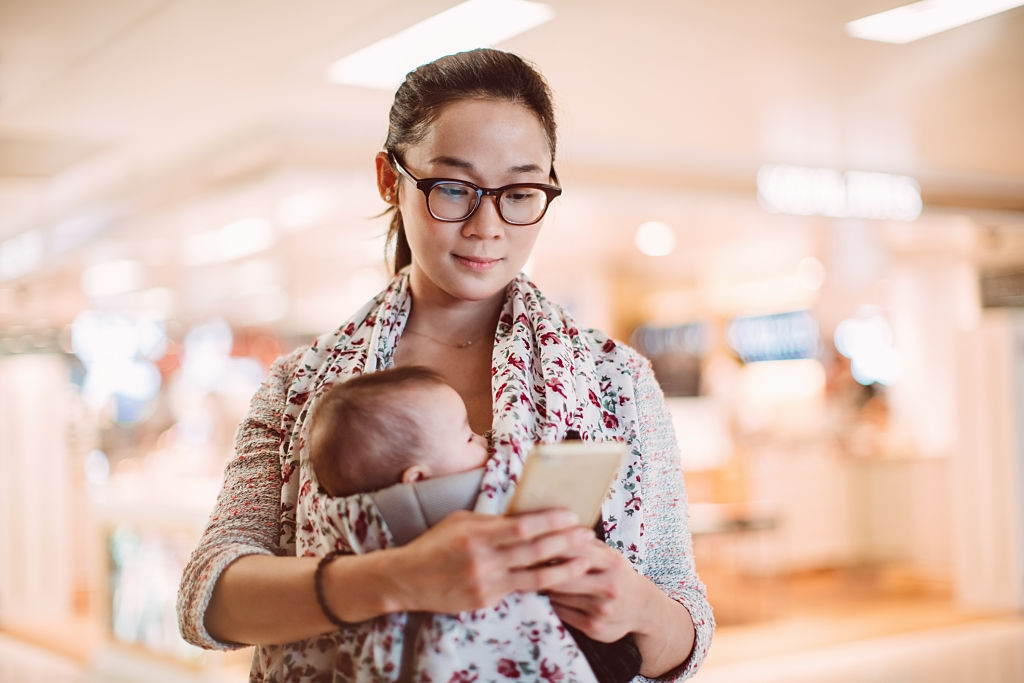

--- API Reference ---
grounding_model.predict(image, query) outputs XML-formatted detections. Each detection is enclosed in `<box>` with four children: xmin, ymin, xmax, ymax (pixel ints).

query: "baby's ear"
<box><xmin>401</xmin><ymin>465</ymin><xmax>429</xmax><ymax>484</ymax></box>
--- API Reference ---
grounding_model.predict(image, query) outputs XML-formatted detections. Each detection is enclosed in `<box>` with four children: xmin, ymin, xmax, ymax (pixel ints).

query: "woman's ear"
<box><xmin>375</xmin><ymin>152</ymin><xmax>399</xmax><ymax>205</ymax></box>
<box><xmin>400</xmin><ymin>464</ymin><xmax>429</xmax><ymax>484</ymax></box>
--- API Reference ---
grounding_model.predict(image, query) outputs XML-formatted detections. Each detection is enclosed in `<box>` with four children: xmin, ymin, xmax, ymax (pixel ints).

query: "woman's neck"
<box><xmin>405</xmin><ymin>303</ymin><xmax>502</xmax><ymax>347</ymax></box>
<box><xmin>404</xmin><ymin>281</ymin><xmax>505</xmax><ymax>347</ymax></box>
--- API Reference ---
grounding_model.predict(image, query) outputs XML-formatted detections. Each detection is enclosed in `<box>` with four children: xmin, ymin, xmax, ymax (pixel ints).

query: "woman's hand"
<box><xmin>543</xmin><ymin>537</ymin><xmax>648</xmax><ymax>642</ymax></box>
<box><xmin>385</xmin><ymin>509</ymin><xmax>595</xmax><ymax>614</ymax></box>
<box><xmin>544</xmin><ymin>538</ymin><xmax>697</xmax><ymax>677</ymax></box>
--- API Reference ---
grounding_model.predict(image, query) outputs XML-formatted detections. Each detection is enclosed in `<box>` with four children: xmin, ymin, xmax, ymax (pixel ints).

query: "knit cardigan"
<box><xmin>177</xmin><ymin>295</ymin><xmax>714</xmax><ymax>682</ymax></box>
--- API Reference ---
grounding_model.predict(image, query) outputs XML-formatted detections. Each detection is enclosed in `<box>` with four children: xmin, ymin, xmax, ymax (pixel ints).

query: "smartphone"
<box><xmin>505</xmin><ymin>441</ymin><xmax>627</xmax><ymax>527</ymax></box>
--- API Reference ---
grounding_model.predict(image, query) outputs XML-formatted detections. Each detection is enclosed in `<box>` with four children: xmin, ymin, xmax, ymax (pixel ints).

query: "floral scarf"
<box><xmin>258</xmin><ymin>270</ymin><xmax>644</xmax><ymax>682</ymax></box>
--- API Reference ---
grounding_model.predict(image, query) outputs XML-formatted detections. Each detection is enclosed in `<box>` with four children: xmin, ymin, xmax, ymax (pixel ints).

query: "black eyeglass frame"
<box><xmin>388</xmin><ymin>153</ymin><xmax>562</xmax><ymax>226</ymax></box>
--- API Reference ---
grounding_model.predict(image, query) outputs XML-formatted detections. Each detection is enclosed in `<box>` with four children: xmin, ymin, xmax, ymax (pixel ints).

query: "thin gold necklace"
<box><xmin>403</xmin><ymin>328</ymin><xmax>485</xmax><ymax>349</ymax></box>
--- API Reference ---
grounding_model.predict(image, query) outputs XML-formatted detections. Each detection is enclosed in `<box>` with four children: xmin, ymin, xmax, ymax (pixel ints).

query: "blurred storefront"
<box><xmin>1</xmin><ymin>158</ymin><xmax>1022</xmax><ymax>680</ymax></box>
<box><xmin>2</xmin><ymin>3</ymin><xmax>1024</xmax><ymax>680</ymax></box>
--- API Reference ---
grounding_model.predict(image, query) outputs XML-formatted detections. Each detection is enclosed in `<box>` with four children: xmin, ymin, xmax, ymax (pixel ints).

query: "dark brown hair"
<box><xmin>308</xmin><ymin>365</ymin><xmax>449</xmax><ymax>497</ymax></box>
<box><xmin>383</xmin><ymin>48</ymin><xmax>558</xmax><ymax>273</ymax></box>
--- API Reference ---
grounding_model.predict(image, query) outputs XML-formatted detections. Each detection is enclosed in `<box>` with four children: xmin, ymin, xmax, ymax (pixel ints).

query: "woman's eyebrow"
<box><xmin>428</xmin><ymin>155</ymin><xmax>473</xmax><ymax>170</ymax></box>
<box><xmin>509</xmin><ymin>163</ymin><xmax>545</xmax><ymax>174</ymax></box>
<box><xmin>428</xmin><ymin>156</ymin><xmax>545</xmax><ymax>175</ymax></box>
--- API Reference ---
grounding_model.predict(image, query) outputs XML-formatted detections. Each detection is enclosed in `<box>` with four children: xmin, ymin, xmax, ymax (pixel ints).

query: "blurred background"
<box><xmin>1</xmin><ymin>1</ymin><xmax>1023</xmax><ymax>681</ymax></box>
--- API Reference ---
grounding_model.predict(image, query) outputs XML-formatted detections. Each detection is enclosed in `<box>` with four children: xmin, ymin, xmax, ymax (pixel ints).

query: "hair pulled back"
<box><xmin>383</xmin><ymin>48</ymin><xmax>558</xmax><ymax>273</ymax></box>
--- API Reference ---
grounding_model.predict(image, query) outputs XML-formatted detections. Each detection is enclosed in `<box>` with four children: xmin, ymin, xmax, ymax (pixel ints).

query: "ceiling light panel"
<box><xmin>327</xmin><ymin>0</ymin><xmax>555</xmax><ymax>89</ymax></box>
<box><xmin>846</xmin><ymin>0</ymin><xmax>1024</xmax><ymax>44</ymax></box>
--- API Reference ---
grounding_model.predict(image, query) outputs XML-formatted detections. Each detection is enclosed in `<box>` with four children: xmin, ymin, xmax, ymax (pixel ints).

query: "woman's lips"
<box><xmin>453</xmin><ymin>254</ymin><xmax>501</xmax><ymax>271</ymax></box>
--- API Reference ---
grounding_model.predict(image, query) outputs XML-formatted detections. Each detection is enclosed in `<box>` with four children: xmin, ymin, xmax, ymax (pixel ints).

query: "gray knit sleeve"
<box><xmin>631</xmin><ymin>356</ymin><xmax>715</xmax><ymax>681</ymax></box>
<box><xmin>176</xmin><ymin>350</ymin><xmax>300</xmax><ymax>650</ymax></box>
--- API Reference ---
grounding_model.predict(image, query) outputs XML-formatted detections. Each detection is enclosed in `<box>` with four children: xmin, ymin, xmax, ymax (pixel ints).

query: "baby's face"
<box><xmin>415</xmin><ymin>383</ymin><xmax>489</xmax><ymax>477</ymax></box>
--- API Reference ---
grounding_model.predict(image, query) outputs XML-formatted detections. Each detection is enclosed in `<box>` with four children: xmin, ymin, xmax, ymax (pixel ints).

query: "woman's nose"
<box><xmin>461</xmin><ymin>196</ymin><xmax>504</xmax><ymax>239</ymax></box>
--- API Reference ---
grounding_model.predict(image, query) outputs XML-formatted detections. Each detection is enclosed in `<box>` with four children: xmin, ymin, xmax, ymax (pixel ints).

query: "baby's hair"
<box><xmin>309</xmin><ymin>365</ymin><xmax>449</xmax><ymax>497</ymax></box>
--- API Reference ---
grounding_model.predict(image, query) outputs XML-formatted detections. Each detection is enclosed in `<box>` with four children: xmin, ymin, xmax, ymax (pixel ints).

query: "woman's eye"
<box><xmin>437</xmin><ymin>184</ymin><xmax>470</xmax><ymax>199</ymax></box>
<box><xmin>504</xmin><ymin>189</ymin><xmax>537</xmax><ymax>203</ymax></box>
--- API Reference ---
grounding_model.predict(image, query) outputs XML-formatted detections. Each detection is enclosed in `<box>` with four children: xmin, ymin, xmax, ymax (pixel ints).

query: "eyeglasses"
<box><xmin>389</xmin><ymin>154</ymin><xmax>562</xmax><ymax>226</ymax></box>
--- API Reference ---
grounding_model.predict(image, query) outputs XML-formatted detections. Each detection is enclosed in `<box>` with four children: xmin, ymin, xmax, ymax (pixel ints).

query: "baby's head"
<box><xmin>309</xmin><ymin>366</ymin><xmax>489</xmax><ymax>497</ymax></box>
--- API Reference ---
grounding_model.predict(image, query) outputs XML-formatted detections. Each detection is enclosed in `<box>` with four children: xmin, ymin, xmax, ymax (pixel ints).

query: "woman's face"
<box><xmin>385</xmin><ymin>98</ymin><xmax>553</xmax><ymax>307</ymax></box>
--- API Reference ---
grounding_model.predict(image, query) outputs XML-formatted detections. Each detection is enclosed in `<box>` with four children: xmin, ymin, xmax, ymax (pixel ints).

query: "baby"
<box><xmin>303</xmin><ymin>365</ymin><xmax>639</xmax><ymax>682</ymax></box>
<box><xmin>307</xmin><ymin>365</ymin><xmax>490</xmax><ymax>542</ymax></box>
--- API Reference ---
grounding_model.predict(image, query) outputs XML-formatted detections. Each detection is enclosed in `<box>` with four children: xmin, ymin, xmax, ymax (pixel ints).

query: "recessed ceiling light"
<box><xmin>846</xmin><ymin>0</ymin><xmax>1024</xmax><ymax>44</ymax></box>
<box><xmin>326</xmin><ymin>0</ymin><xmax>555</xmax><ymax>89</ymax></box>
<box><xmin>634</xmin><ymin>221</ymin><xmax>676</xmax><ymax>257</ymax></box>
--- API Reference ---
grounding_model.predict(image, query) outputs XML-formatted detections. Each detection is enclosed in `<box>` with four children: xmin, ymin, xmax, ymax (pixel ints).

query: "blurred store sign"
<box><xmin>979</xmin><ymin>270</ymin><xmax>1024</xmax><ymax>308</ymax></box>
<box><xmin>726</xmin><ymin>310</ymin><xmax>820</xmax><ymax>364</ymax></box>
<box><xmin>631</xmin><ymin>322</ymin><xmax>709</xmax><ymax>396</ymax></box>
<box><xmin>757</xmin><ymin>164</ymin><xmax>922</xmax><ymax>221</ymax></box>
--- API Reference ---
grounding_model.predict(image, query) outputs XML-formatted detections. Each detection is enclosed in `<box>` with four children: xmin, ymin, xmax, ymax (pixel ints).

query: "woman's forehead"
<box><xmin>411</xmin><ymin>99</ymin><xmax>551</xmax><ymax>169</ymax></box>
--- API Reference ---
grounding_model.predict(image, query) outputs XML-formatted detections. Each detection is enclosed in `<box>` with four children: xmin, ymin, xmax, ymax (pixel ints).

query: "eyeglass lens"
<box><xmin>427</xmin><ymin>182</ymin><xmax>549</xmax><ymax>225</ymax></box>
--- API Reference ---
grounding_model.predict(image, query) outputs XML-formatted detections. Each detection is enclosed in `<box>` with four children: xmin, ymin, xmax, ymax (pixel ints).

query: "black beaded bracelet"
<box><xmin>314</xmin><ymin>550</ymin><xmax>349</xmax><ymax>629</ymax></box>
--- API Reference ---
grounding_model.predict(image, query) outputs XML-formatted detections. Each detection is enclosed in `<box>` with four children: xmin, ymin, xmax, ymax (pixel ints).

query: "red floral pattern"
<box><xmin>177</xmin><ymin>270</ymin><xmax>715</xmax><ymax>682</ymax></box>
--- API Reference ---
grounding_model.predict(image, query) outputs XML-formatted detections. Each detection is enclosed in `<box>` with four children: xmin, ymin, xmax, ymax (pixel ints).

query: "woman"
<box><xmin>177</xmin><ymin>48</ymin><xmax>714</xmax><ymax>682</ymax></box>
